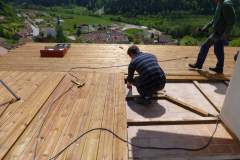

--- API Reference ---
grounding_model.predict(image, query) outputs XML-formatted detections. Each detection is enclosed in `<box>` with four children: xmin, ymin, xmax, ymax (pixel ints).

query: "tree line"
<box><xmin>6</xmin><ymin>0</ymin><xmax>240</xmax><ymax>17</ymax></box>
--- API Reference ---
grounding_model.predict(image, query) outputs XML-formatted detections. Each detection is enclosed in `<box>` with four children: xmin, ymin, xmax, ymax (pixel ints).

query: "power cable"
<box><xmin>49</xmin><ymin>116</ymin><xmax>220</xmax><ymax>160</ymax></box>
<box><xmin>69</xmin><ymin>56</ymin><xmax>191</xmax><ymax>71</ymax></box>
<box><xmin>33</xmin><ymin>55</ymin><xmax>199</xmax><ymax>160</ymax></box>
<box><xmin>32</xmin><ymin>83</ymin><xmax>75</xmax><ymax>160</ymax></box>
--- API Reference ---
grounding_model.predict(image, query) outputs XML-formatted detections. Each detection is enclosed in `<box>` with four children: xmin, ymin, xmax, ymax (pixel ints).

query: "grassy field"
<box><xmin>33</xmin><ymin>6</ymin><xmax>112</xmax><ymax>35</ymax></box>
<box><xmin>62</xmin><ymin>15</ymin><xmax>111</xmax><ymax>34</ymax></box>
<box><xmin>110</xmin><ymin>14</ymin><xmax>240</xmax><ymax>46</ymax></box>
<box><xmin>110</xmin><ymin>15</ymin><xmax>211</xmax><ymax>36</ymax></box>
<box><xmin>123</xmin><ymin>28</ymin><xmax>145</xmax><ymax>43</ymax></box>
<box><xmin>6</xmin><ymin>5</ymin><xmax>240</xmax><ymax>46</ymax></box>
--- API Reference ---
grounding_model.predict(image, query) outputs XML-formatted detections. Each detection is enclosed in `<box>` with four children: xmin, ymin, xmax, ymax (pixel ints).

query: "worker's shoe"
<box><xmin>135</xmin><ymin>96</ymin><xmax>152</xmax><ymax>105</ymax></box>
<box><xmin>188</xmin><ymin>63</ymin><xmax>202</xmax><ymax>70</ymax></box>
<box><xmin>209</xmin><ymin>67</ymin><xmax>223</xmax><ymax>74</ymax></box>
<box><xmin>234</xmin><ymin>52</ymin><xmax>239</xmax><ymax>62</ymax></box>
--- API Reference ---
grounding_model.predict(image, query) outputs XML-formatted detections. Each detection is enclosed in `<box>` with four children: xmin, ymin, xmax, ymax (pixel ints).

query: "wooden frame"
<box><xmin>125</xmin><ymin>78</ymin><xmax>227</xmax><ymax>128</ymax></box>
<box><xmin>126</xmin><ymin>93</ymin><xmax>216</xmax><ymax>117</ymax></box>
<box><xmin>127</xmin><ymin>117</ymin><xmax>219</xmax><ymax>126</ymax></box>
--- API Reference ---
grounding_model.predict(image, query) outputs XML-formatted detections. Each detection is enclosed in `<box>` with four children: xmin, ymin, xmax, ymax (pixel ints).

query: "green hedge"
<box><xmin>180</xmin><ymin>35</ymin><xmax>198</xmax><ymax>46</ymax></box>
<box><xmin>230</xmin><ymin>38</ymin><xmax>240</xmax><ymax>47</ymax></box>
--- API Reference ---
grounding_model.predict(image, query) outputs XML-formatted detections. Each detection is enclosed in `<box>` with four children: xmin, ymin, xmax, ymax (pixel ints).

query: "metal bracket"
<box><xmin>0</xmin><ymin>80</ymin><xmax>21</xmax><ymax>101</ymax></box>
<box><xmin>71</xmin><ymin>80</ymin><xmax>86</xmax><ymax>88</ymax></box>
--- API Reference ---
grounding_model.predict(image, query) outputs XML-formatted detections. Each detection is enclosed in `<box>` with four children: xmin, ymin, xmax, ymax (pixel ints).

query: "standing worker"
<box><xmin>126</xmin><ymin>45</ymin><xmax>166</xmax><ymax>105</ymax></box>
<box><xmin>189</xmin><ymin>0</ymin><xmax>236</xmax><ymax>74</ymax></box>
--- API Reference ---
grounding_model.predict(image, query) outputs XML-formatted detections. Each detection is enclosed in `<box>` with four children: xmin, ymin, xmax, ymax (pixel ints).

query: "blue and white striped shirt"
<box><xmin>127</xmin><ymin>52</ymin><xmax>166</xmax><ymax>95</ymax></box>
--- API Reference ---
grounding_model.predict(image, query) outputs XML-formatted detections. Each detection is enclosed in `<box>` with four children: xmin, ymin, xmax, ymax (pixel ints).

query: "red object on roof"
<box><xmin>40</xmin><ymin>44</ymin><xmax>71</xmax><ymax>58</ymax></box>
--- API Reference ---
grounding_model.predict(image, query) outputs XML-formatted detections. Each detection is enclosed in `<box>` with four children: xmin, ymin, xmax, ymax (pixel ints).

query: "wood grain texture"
<box><xmin>1</xmin><ymin>43</ymin><xmax>239</xmax><ymax>160</ymax></box>
<box><xmin>0</xmin><ymin>43</ymin><xmax>236</xmax><ymax>79</ymax></box>
<box><xmin>3</xmin><ymin>72</ymin><xmax>128</xmax><ymax>160</ymax></box>
<box><xmin>0</xmin><ymin>71</ymin><xmax>64</xmax><ymax>160</ymax></box>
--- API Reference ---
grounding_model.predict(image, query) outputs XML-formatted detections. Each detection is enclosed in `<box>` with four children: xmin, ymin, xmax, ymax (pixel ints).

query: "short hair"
<box><xmin>127</xmin><ymin>45</ymin><xmax>140</xmax><ymax>55</ymax></box>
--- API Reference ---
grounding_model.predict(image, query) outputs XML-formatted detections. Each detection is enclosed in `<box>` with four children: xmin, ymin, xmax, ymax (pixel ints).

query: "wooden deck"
<box><xmin>0</xmin><ymin>43</ymin><xmax>237</xmax><ymax>78</ymax></box>
<box><xmin>0</xmin><ymin>43</ymin><xmax>240</xmax><ymax>160</ymax></box>
<box><xmin>128</xmin><ymin>124</ymin><xmax>240</xmax><ymax>160</ymax></box>
<box><xmin>0</xmin><ymin>71</ymin><xmax>127</xmax><ymax>160</ymax></box>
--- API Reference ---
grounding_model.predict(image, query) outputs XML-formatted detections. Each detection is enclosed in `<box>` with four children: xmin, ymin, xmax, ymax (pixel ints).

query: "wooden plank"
<box><xmin>193</xmin><ymin>81</ymin><xmax>221</xmax><ymax>112</ymax></box>
<box><xmin>0</xmin><ymin>72</ymin><xmax>49</xmax><ymax>124</ymax></box>
<box><xmin>0</xmin><ymin>72</ymin><xmax>24</xmax><ymax>99</ymax></box>
<box><xmin>35</xmin><ymin>74</ymin><xmax>90</xmax><ymax>160</ymax></box>
<box><xmin>0</xmin><ymin>43</ymin><xmax>236</xmax><ymax>78</ymax></box>
<box><xmin>165</xmin><ymin>94</ymin><xmax>216</xmax><ymax>117</ymax></box>
<box><xmin>127</xmin><ymin>117</ymin><xmax>219</xmax><ymax>126</ymax></box>
<box><xmin>166</xmin><ymin>75</ymin><xmax>230</xmax><ymax>81</ymax></box>
<box><xmin>7</xmin><ymin>72</ymin><xmax>127</xmax><ymax>160</ymax></box>
<box><xmin>0</xmin><ymin>72</ymin><xmax>44</xmax><ymax>119</ymax></box>
<box><xmin>97</xmin><ymin>74</ymin><xmax>115</xmax><ymax>160</ymax></box>
<box><xmin>125</xmin><ymin>84</ymin><xmax>221</xmax><ymax>123</ymax></box>
<box><xmin>128</xmin><ymin>124</ymin><xmax>240</xmax><ymax>159</ymax></box>
<box><xmin>0</xmin><ymin>72</ymin><xmax>64</xmax><ymax>160</ymax></box>
<box><xmin>126</xmin><ymin>94</ymin><xmax>215</xmax><ymax>117</ymax></box>
<box><xmin>46</xmin><ymin>73</ymin><xmax>93</xmax><ymax>160</ymax></box>
<box><xmin>63</xmin><ymin>73</ymin><xmax>102</xmax><ymax>160</ymax></box>
<box><xmin>0</xmin><ymin>72</ymin><xmax>20</xmax><ymax>116</ymax></box>
<box><xmin>124</xmin><ymin>74</ymin><xmax>231</xmax><ymax>82</ymax></box>
<box><xmin>80</xmin><ymin>74</ymin><xmax>109</xmax><ymax>160</ymax></box>
<box><xmin>3</xmin><ymin>74</ymin><xmax>81</xmax><ymax>160</ymax></box>
<box><xmin>52</xmin><ymin>99</ymin><xmax>89</xmax><ymax>160</ymax></box>
<box><xmin>35</xmin><ymin>85</ymin><xmax>76</xmax><ymax>159</ymax></box>
<box><xmin>113</xmin><ymin>74</ymin><xmax>128</xmax><ymax>160</ymax></box>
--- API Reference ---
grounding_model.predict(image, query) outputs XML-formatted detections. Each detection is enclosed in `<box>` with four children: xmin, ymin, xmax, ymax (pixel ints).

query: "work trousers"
<box><xmin>132</xmin><ymin>76</ymin><xmax>165</xmax><ymax>97</ymax></box>
<box><xmin>196</xmin><ymin>32</ymin><xmax>225</xmax><ymax>69</ymax></box>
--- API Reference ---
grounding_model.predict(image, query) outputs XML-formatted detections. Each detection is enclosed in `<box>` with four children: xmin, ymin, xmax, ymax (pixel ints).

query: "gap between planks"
<box><xmin>0</xmin><ymin>73</ymin><xmax>65</xmax><ymax>160</ymax></box>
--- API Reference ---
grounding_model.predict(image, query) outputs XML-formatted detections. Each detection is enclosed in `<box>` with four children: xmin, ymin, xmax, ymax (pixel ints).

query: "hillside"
<box><xmin>1</xmin><ymin>0</ymin><xmax>240</xmax><ymax>47</ymax></box>
<box><xmin>9</xmin><ymin>0</ymin><xmax>240</xmax><ymax>16</ymax></box>
<box><xmin>0</xmin><ymin>0</ymin><xmax>23</xmax><ymax>48</ymax></box>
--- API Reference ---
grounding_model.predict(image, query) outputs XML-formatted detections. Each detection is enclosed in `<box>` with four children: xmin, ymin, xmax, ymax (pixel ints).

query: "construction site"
<box><xmin>0</xmin><ymin>43</ymin><xmax>240</xmax><ymax>160</ymax></box>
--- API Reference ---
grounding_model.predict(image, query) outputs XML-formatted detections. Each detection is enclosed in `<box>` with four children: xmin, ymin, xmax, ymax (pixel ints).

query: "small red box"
<box><xmin>40</xmin><ymin>48</ymin><xmax>68</xmax><ymax>57</ymax></box>
<box><xmin>40</xmin><ymin>44</ymin><xmax>71</xmax><ymax>58</ymax></box>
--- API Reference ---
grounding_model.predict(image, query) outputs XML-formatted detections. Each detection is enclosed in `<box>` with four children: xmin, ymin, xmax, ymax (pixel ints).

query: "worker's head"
<box><xmin>127</xmin><ymin>45</ymin><xmax>140</xmax><ymax>59</ymax></box>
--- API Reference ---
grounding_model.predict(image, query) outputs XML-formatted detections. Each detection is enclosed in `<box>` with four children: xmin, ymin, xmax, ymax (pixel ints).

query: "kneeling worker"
<box><xmin>126</xmin><ymin>45</ymin><xmax>166</xmax><ymax>104</ymax></box>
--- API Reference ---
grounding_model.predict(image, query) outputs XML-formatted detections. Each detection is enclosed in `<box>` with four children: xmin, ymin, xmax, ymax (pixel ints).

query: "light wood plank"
<box><xmin>0</xmin><ymin>43</ymin><xmax>236</xmax><ymax>78</ymax></box>
<box><xmin>81</xmin><ymin>74</ymin><xmax>109</xmax><ymax>160</ymax></box>
<box><xmin>0</xmin><ymin>72</ymin><xmax>64</xmax><ymax>159</ymax></box>
<box><xmin>113</xmin><ymin>74</ymin><xmax>128</xmax><ymax>160</ymax></box>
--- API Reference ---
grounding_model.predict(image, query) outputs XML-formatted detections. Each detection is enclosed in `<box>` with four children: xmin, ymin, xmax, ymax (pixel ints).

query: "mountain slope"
<box><xmin>0</xmin><ymin>0</ymin><xmax>23</xmax><ymax>47</ymax></box>
<box><xmin>7</xmin><ymin>0</ymin><xmax>240</xmax><ymax>16</ymax></box>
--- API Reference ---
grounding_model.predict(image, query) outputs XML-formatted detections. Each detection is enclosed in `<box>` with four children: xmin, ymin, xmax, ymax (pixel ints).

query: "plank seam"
<box><xmin>1</xmin><ymin>73</ymin><xmax>66</xmax><ymax>160</ymax></box>
<box><xmin>193</xmin><ymin>80</ymin><xmax>220</xmax><ymax>113</ymax></box>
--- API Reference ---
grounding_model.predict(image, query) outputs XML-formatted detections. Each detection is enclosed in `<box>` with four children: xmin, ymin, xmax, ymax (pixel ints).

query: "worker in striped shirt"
<box><xmin>126</xmin><ymin>45</ymin><xmax>166</xmax><ymax>105</ymax></box>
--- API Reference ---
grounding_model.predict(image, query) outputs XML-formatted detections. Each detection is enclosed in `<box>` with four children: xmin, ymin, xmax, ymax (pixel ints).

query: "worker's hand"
<box><xmin>127</xmin><ymin>82</ymin><xmax>132</xmax><ymax>89</ymax></box>
<box><xmin>222</xmin><ymin>33</ymin><xmax>228</xmax><ymax>40</ymax></box>
<box><xmin>197</xmin><ymin>26</ymin><xmax>209</xmax><ymax>33</ymax></box>
<box><xmin>124</xmin><ymin>78</ymin><xmax>128</xmax><ymax>84</ymax></box>
<box><xmin>197</xmin><ymin>27</ymin><xmax>203</xmax><ymax>33</ymax></box>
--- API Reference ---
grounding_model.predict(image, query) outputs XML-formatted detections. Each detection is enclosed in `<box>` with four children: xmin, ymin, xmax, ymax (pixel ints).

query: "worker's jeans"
<box><xmin>132</xmin><ymin>76</ymin><xmax>165</xmax><ymax>97</ymax></box>
<box><xmin>196</xmin><ymin>33</ymin><xmax>225</xmax><ymax>69</ymax></box>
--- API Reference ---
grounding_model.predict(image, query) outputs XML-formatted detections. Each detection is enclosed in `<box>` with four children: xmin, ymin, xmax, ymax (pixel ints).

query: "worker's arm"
<box><xmin>126</xmin><ymin>62</ymin><xmax>135</xmax><ymax>88</ymax></box>
<box><xmin>201</xmin><ymin>20</ymin><xmax>214</xmax><ymax>32</ymax></box>
<box><xmin>222</xmin><ymin>4</ymin><xmax>236</xmax><ymax>36</ymax></box>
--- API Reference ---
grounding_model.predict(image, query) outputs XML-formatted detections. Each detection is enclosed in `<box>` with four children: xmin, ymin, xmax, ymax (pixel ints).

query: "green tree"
<box><xmin>55</xmin><ymin>25</ymin><xmax>67</xmax><ymax>43</ymax></box>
